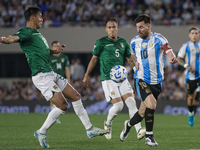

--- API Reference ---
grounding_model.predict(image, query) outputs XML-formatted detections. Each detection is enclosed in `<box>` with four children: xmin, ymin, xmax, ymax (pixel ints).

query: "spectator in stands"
<box><xmin>0</xmin><ymin>0</ymin><xmax>200</xmax><ymax>27</ymax></box>
<box><xmin>71</xmin><ymin>59</ymin><xmax>85</xmax><ymax>80</ymax></box>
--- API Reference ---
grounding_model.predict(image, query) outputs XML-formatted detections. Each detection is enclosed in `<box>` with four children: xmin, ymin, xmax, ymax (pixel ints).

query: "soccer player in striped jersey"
<box><xmin>83</xmin><ymin>18</ymin><xmax>146</xmax><ymax>140</ymax></box>
<box><xmin>120</xmin><ymin>14</ymin><xmax>178</xmax><ymax>147</ymax></box>
<box><xmin>0</xmin><ymin>7</ymin><xmax>108</xmax><ymax>149</ymax></box>
<box><xmin>177</xmin><ymin>27</ymin><xmax>200</xmax><ymax>127</ymax></box>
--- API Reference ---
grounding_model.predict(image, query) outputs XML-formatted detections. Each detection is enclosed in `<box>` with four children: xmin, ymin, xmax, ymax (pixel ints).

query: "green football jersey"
<box><xmin>92</xmin><ymin>36</ymin><xmax>131</xmax><ymax>81</ymax></box>
<box><xmin>49</xmin><ymin>53</ymin><xmax>70</xmax><ymax>77</ymax></box>
<box><xmin>14</xmin><ymin>28</ymin><xmax>52</xmax><ymax>76</ymax></box>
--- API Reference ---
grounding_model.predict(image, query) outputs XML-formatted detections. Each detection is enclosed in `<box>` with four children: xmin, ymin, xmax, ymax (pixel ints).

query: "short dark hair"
<box><xmin>189</xmin><ymin>27</ymin><xmax>200</xmax><ymax>33</ymax></box>
<box><xmin>134</xmin><ymin>14</ymin><xmax>151</xmax><ymax>25</ymax></box>
<box><xmin>51</xmin><ymin>41</ymin><xmax>59</xmax><ymax>46</ymax></box>
<box><xmin>105</xmin><ymin>18</ymin><xmax>119</xmax><ymax>26</ymax></box>
<box><xmin>24</xmin><ymin>7</ymin><xmax>41</xmax><ymax>21</ymax></box>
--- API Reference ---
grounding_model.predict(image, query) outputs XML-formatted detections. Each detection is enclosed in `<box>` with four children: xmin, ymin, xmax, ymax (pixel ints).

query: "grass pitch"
<box><xmin>0</xmin><ymin>113</ymin><xmax>199</xmax><ymax>150</ymax></box>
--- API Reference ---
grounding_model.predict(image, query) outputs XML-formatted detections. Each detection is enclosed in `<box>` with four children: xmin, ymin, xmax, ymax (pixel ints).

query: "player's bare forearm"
<box><xmin>166</xmin><ymin>50</ymin><xmax>178</xmax><ymax>64</ymax></box>
<box><xmin>84</xmin><ymin>56</ymin><xmax>98</xmax><ymax>76</ymax></box>
<box><xmin>132</xmin><ymin>54</ymin><xmax>137</xmax><ymax>62</ymax></box>
<box><xmin>178</xmin><ymin>57</ymin><xmax>194</xmax><ymax>71</ymax></box>
<box><xmin>0</xmin><ymin>35</ymin><xmax>20</xmax><ymax>44</ymax></box>
<box><xmin>177</xmin><ymin>57</ymin><xmax>185</xmax><ymax>66</ymax></box>
<box><xmin>166</xmin><ymin>50</ymin><xmax>175</xmax><ymax>59</ymax></box>
<box><xmin>83</xmin><ymin>56</ymin><xmax>98</xmax><ymax>86</ymax></box>
<box><xmin>126</xmin><ymin>55</ymin><xmax>135</xmax><ymax>68</ymax></box>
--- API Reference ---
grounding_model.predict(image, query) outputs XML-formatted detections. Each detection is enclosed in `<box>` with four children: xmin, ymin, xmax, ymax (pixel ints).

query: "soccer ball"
<box><xmin>110</xmin><ymin>65</ymin><xmax>127</xmax><ymax>83</ymax></box>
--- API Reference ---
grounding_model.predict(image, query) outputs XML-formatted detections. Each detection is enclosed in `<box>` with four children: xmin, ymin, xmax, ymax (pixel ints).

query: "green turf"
<box><xmin>0</xmin><ymin>113</ymin><xmax>199</xmax><ymax>150</ymax></box>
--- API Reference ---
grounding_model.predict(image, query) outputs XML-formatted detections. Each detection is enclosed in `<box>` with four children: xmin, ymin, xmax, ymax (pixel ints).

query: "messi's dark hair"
<box><xmin>134</xmin><ymin>14</ymin><xmax>151</xmax><ymax>25</ymax></box>
<box><xmin>24</xmin><ymin>7</ymin><xmax>41</xmax><ymax>21</ymax></box>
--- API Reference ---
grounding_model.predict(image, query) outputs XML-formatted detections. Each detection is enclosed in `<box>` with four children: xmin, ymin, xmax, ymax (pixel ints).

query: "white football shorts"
<box><xmin>102</xmin><ymin>79</ymin><xmax>134</xmax><ymax>102</ymax></box>
<box><xmin>32</xmin><ymin>71</ymin><xmax>68</xmax><ymax>101</ymax></box>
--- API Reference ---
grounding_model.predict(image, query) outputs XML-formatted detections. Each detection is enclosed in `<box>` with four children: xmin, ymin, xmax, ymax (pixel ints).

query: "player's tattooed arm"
<box><xmin>127</xmin><ymin>55</ymin><xmax>135</xmax><ymax>68</ymax></box>
<box><xmin>126</xmin><ymin>54</ymin><xmax>139</xmax><ymax>70</ymax></box>
<box><xmin>132</xmin><ymin>54</ymin><xmax>137</xmax><ymax>63</ymax></box>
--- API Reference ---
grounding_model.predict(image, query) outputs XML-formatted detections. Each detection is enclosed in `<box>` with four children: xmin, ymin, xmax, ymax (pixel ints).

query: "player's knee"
<box><xmin>188</xmin><ymin>93</ymin><xmax>195</xmax><ymax>100</ymax></box>
<box><xmin>60</xmin><ymin>101</ymin><xmax>68</xmax><ymax>111</ymax></box>
<box><xmin>76</xmin><ymin>92</ymin><xmax>81</xmax><ymax>100</ymax></box>
<box><xmin>138</xmin><ymin>109</ymin><xmax>145</xmax><ymax>118</ymax></box>
<box><xmin>71</xmin><ymin>91</ymin><xmax>81</xmax><ymax>101</ymax></box>
<box><xmin>147</xmin><ymin>100</ymin><xmax>157</xmax><ymax>110</ymax></box>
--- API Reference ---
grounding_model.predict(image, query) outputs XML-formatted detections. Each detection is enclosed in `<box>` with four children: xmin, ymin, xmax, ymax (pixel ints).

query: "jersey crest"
<box><xmin>142</xmin><ymin>42</ymin><xmax>147</xmax><ymax>48</ymax></box>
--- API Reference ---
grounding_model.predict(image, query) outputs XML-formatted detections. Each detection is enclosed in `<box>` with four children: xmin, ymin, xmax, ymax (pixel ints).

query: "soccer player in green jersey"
<box><xmin>0</xmin><ymin>7</ymin><xmax>108</xmax><ymax>149</ymax></box>
<box><xmin>83</xmin><ymin>18</ymin><xmax>145</xmax><ymax>140</ymax></box>
<box><xmin>49</xmin><ymin>41</ymin><xmax>71</xmax><ymax>124</ymax></box>
<box><xmin>49</xmin><ymin>41</ymin><xmax>70</xmax><ymax>81</ymax></box>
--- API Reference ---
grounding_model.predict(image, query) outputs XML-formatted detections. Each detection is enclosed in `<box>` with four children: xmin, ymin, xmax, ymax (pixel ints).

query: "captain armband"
<box><xmin>162</xmin><ymin>43</ymin><xmax>172</xmax><ymax>53</ymax></box>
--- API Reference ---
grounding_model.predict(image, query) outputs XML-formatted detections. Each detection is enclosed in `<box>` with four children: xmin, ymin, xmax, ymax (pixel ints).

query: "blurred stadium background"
<box><xmin>0</xmin><ymin>0</ymin><xmax>200</xmax><ymax>115</ymax></box>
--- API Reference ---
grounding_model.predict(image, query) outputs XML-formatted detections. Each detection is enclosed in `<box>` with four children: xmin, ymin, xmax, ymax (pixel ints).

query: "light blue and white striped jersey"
<box><xmin>178</xmin><ymin>41</ymin><xmax>200</xmax><ymax>80</ymax></box>
<box><xmin>130</xmin><ymin>32</ymin><xmax>171</xmax><ymax>84</ymax></box>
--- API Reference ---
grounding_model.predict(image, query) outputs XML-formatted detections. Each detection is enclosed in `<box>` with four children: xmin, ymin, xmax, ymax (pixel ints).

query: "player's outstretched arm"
<box><xmin>83</xmin><ymin>55</ymin><xmax>99</xmax><ymax>86</ymax></box>
<box><xmin>0</xmin><ymin>35</ymin><xmax>20</xmax><ymax>44</ymax></box>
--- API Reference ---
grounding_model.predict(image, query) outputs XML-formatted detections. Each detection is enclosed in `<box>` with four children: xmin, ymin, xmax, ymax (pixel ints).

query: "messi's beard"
<box><xmin>139</xmin><ymin>33</ymin><xmax>149</xmax><ymax>39</ymax></box>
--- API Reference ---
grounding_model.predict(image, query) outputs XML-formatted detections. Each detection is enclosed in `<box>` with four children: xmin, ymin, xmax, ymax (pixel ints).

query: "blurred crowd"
<box><xmin>0</xmin><ymin>59</ymin><xmax>188</xmax><ymax>101</ymax></box>
<box><xmin>0</xmin><ymin>0</ymin><xmax>200</xmax><ymax>28</ymax></box>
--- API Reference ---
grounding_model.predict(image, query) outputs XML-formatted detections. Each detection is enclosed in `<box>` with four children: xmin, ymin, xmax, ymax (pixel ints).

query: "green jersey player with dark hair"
<box><xmin>0</xmin><ymin>6</ymin><xmax>108</xmax><ymax>149</ymax></box>
<box><xmin>49</xmin><ymin>41</ymin><xmax>70</xmax><ymax>81</ymax></box>
<box><xmin>83</xmin><ymin>18</ymin><xmax>145</xmax><ymax>140</ymax></box>
<box><xmin>49</xmin><ymin>40</ymin><xmax>71</xmax><ymax>124</ymax></box>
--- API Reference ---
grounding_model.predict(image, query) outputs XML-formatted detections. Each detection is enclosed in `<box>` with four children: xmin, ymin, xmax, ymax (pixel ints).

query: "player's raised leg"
<box><xmin>62</xmin><ymin>83</ymin><xmax>109</xmax><ymax>138</ymax></box>
<box><xmin>120</xmin><ymin>101</ymin><xmax>145</xmax><ymax>142</ymax></box>
<box><xmin>32</xmin><ymin>72</ymin><xmax>68</xmax><ymax>148</ymax></box>
<box><xmin>123</xmin><ymin>93</ymin><xmax>146</xmax><ymax>140</ymax></box>
<box><xmin>34</xmin><ymin>92</ymin><xmax>67</xmax><ymax>148</ymax></box>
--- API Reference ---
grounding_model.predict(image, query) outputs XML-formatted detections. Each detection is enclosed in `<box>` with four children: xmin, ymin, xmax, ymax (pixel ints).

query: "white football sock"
<box><xmin>72</xmin><ymin>99</ymin><xmax>93</xmax><ymax>130</ymax></box>
<box><xmin>125</xmin><ymin>97</ymin><xmax>141</xmax><ymax>133</ymax></box>
<box><xmin>39</xmin><ymin>107</ymin><xmax>65</xmax><ymax>135</ymax></box>
<box><xmin>106</xmin><ymin>101</ymin><xmax>124</xmax><ymax>126</ymax></box>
